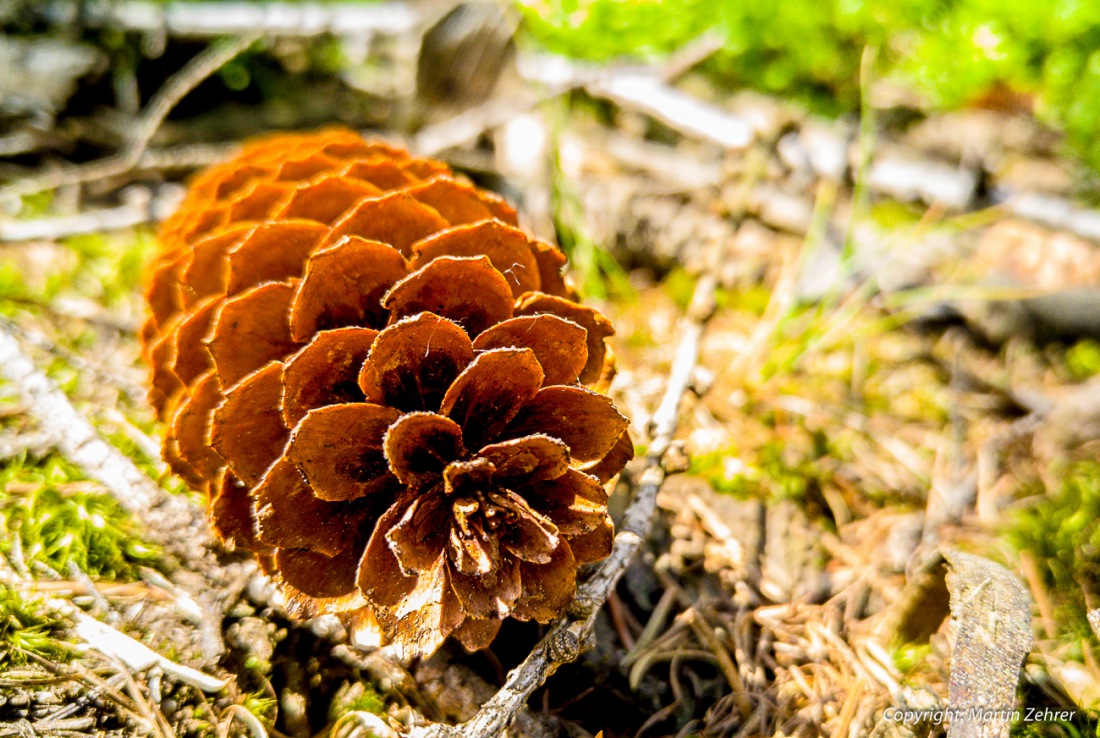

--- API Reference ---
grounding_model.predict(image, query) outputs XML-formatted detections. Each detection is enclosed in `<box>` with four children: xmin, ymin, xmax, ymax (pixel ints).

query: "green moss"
<box><xmin>347</xmin><ymin>689</ymin><xmax>387</xmax><ymax>716</ymax></box>
<box><xmin>329</xmin><ymin>683</ymin><xmax>389</xmax><ymax>723</ymax></box>
<box><xmin>0</xmin><ymin>588</ymin><xmax>70</xmax><ymax>667</ymax></box>
<box><xmin>0</xmin><ymin>229</ymin><xmax>155</xmax><ymax>315</ymax></box>
<box><xmin>1064</xmin><ymin>339</ymin><xmax>1100</xmax><ymax>381</ymax></box>
<box><xmin>716</xmin><ymin>285</ymin><xmax>770</xmax><ymax>317</ymax></box>
<box><xmin>624</xmin><ymin>324</ymin><xmax>657</xmax><ymax>349</ymax></box>
<box><xmin>1007</xmin><ymin>461</ymin><xmax>1100</xmax><ymax>645</ymax></box>
<box><xmin>517</xmin><ymin>0</ymin><xmax>716</xmax><ymax>62</ymax></box>
<box><xmin>61</xmin><ymin>229</ymin><xmax>158</xmax><ymax>307</ymax></box>
<box><xmin>242</xmin><ymin>692</ymin><xmax>277</xmax><ymax>722</ymax></box>
<box><xmin>243</xmin><ymin>654</ymin><xmax>272</xmax><ymax>674</ymax></box>
<box><xmin>663</xmin><ymin>268</ymin><xmax>697</xmax><ymax>312</ymax></box>
<box><xmin>521</xmin><ymin>0</ymin><xmax>1100</xmax><ymax>173</ymax></box>
<box><xmin>869</xmin><ymin>201</ymin><xmax>924</xmax><ymax>230</ymax></box>
<box><xmin>1010</xmin><ymin>708</ymin><xmax>1100</xmax><ymax>738</ymax></box>
<box><xmin>690</xmin><ymin>439</ymin><xmax>832</xmax><ymax>502</ymax></box>
<box><xmin>97</xmin><ymin>424</ymin><xmax>187</xmax><ymax>498</ymax></box>
<box><xmin>891</xmin><ymin>643</ymin><xmax>932</xmax><ymax>675</ymax></box>
<box><xmin>0</xmin><ymin>455</ymin><xmax>161</xmax><ymax>580</ymax></box>
<box><xmin>0</xmin><ymin>260</ymin><xmax>35</xmax><ymax>305</ymax></box>
<box><xmin>17</xmin><ymin>192</ymin><xmax>55</xmax><ymax>219</ymax></box>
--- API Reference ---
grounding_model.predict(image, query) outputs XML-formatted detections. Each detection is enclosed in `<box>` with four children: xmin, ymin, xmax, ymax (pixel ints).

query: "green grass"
<box><xmin>546</xmin><ymin>98</ymin><xmax>635</xmax><ymax>301</ymax></box>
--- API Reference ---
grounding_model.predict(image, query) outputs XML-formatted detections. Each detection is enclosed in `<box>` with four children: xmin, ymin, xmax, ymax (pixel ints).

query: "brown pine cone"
<box><xmin>143</xmin><ymin>128</ymin><xmax>632</xmax><ymax>657</ymax></box>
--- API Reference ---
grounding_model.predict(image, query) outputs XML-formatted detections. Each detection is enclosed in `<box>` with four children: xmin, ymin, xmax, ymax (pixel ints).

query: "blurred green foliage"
<box><xmin>0</xmin><ymin>229</ymin><xmax>156</xmax><ymax>312</ymax></box>
<box><xmin>517</xmin><ymin>0</ymin><xmax>1100</xmax><ymax>168</ymax></box>
<box><xmin>1008</xmin><ymin>461</ymin><xmax>1100</xmax><ymax>647</ymax></box>
<box><xmin>689</xmin><ymin>433</ymin><xmax>836</xmax><ymax>504</ymax></box>
<box><xmin>1064</xmin><ymin>338</ymin><xmax>1100</xmax><ymax>381</ymax></box>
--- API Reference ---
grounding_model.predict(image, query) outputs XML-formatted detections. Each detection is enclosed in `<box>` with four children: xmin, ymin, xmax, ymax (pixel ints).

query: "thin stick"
<box><xmin>410</xmin><ymin>270</ymin><xmax>719</xmax><ymax>738</ymax></box>
<box><xmin>125</xmin><ymin>35</ymin><xmax>262</xmax><ymax>164</ymax></box>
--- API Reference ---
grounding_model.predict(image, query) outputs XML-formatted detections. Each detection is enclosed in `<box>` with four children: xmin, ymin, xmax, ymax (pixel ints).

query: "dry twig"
<box><xmin>0</xmin><ymin>36</ymin><xmax>258</xmax><ymax>204</ymax></box>
<box><xmin>0</xmin><ymin>322</ymin><xmax>210</xmax><ymax>562</ymax></box>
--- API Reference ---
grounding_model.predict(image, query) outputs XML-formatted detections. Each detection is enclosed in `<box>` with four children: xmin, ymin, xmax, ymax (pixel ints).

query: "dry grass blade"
<box><xmin>218</xmin><ymin>705</ymin><xmax>271</xmax><ymax>738</ymax></box>
<box><xmin>330</xmin><ymin>711</ymin><xmax>400</xmax><ymax>738</ymax></box>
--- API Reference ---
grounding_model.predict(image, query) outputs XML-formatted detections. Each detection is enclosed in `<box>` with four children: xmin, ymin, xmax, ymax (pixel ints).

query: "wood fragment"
<box><xmin>943</xmin><ymin>550</ymin><xmax>1032</xmax><ymax>738</ymax></box>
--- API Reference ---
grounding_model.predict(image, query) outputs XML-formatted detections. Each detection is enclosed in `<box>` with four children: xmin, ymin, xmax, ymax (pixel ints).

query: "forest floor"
<box><xmin>2</xmin><ymin>6</ymin><xmax>1100</xmax><ymax>738</ymax></box>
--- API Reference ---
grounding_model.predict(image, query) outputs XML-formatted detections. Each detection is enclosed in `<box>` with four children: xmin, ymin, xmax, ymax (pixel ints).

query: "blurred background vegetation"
<box><xmin>519</xmin><ymin>0</ymin><xmax>1100</xmax><ymax>170</ymax></box>
<box><xmin>9</xmin><ymin>0</ymin><xmax>1100</xmax><ymax>172</ymax></box>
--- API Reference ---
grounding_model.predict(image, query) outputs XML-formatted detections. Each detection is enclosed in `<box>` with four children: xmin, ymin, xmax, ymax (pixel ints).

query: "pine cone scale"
<box><xmin>224</xmin><ymin>220</ymin><xmax>326</xmax><ymax>295</ymax></box>
<box><xmin>357</xmin><ymin>313</ymin><xmax>473</xmax><ymax>412</ymax></box>
<box><xmin>382</xmin><ymin>412</ymin><xmax>466</xmax><ymax>487</ymax></box>
<box><xmin>207</xmin><ymin>281</ymin><xmax>297</xmax><ymax>387</ymax></box>
<box><xmin>282</xmin><ymin>327</ymin><xmax>379</xmax><ymax>426</ymax></box>
<box><xmin>437</xmin><ymin>347</ymin><xmax>544</xmax><ymax>451</ymax></box>
<box><xmin>285</xmin><ymin>403</ymin><xmax>401</xmax><ymax>502</ymax></box>
<box><xmin>472</xmin><ymin>314</ymin><xmax>589</xmax><ymax>386</ymax></box>
<box><xmin>289</xmin><ymin>236</ymin><xmax>408</xmax><ymax>340</ymax></box>
<box><xmin>381</xmin><ymin>255</ymin><xmax>515</xmax><ymax>335</ymax></box>
<box><xmin>210</xmin><ymin>361</ymin><xmax>288</xmax><ymax>487</ymax></box>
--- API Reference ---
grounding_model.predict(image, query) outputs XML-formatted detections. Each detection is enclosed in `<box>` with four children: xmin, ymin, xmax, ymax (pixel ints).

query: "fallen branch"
<box><xmin>0</xmin><ymin>36</ymin><xmax>258</xmax><ymax>204</ymax></box>
<box><xmin>30</xmin><ymin>1</ymin><xmax>417</xmax><ymax>39</ymax></box>
<box><xmin>0</xmin><ymin>322</ymin><xmax>210</xmax><ymax>562</ymax></box>
<box><xmin>409</xmin><ymin>270</ymin><xmax>720</xmax><ymax>737</ymax></box>
<box><xmin>0</xmin><ymin>185</ymin><xmax>184</xmax><ymax>242</ymax></box>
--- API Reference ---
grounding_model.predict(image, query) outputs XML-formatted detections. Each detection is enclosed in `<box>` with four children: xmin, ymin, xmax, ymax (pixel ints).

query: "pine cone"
<box><xmin>143</xmin><ymin>128</ymin><xmax>632</xmax><ymax>657</ymax></box>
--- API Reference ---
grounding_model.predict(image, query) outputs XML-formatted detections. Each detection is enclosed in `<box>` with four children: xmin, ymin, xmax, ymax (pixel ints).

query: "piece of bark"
<box><xmin>943</xmin><ymin>550</ymin><xmax>1032</xmax><ymax>738</ymax></box>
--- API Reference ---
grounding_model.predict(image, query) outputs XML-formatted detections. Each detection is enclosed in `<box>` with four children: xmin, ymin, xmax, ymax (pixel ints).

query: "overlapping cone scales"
<box><xmin>143</xmin><ymin>128</ymin><xmax>633</xmax><ymax>658</ymax></box>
